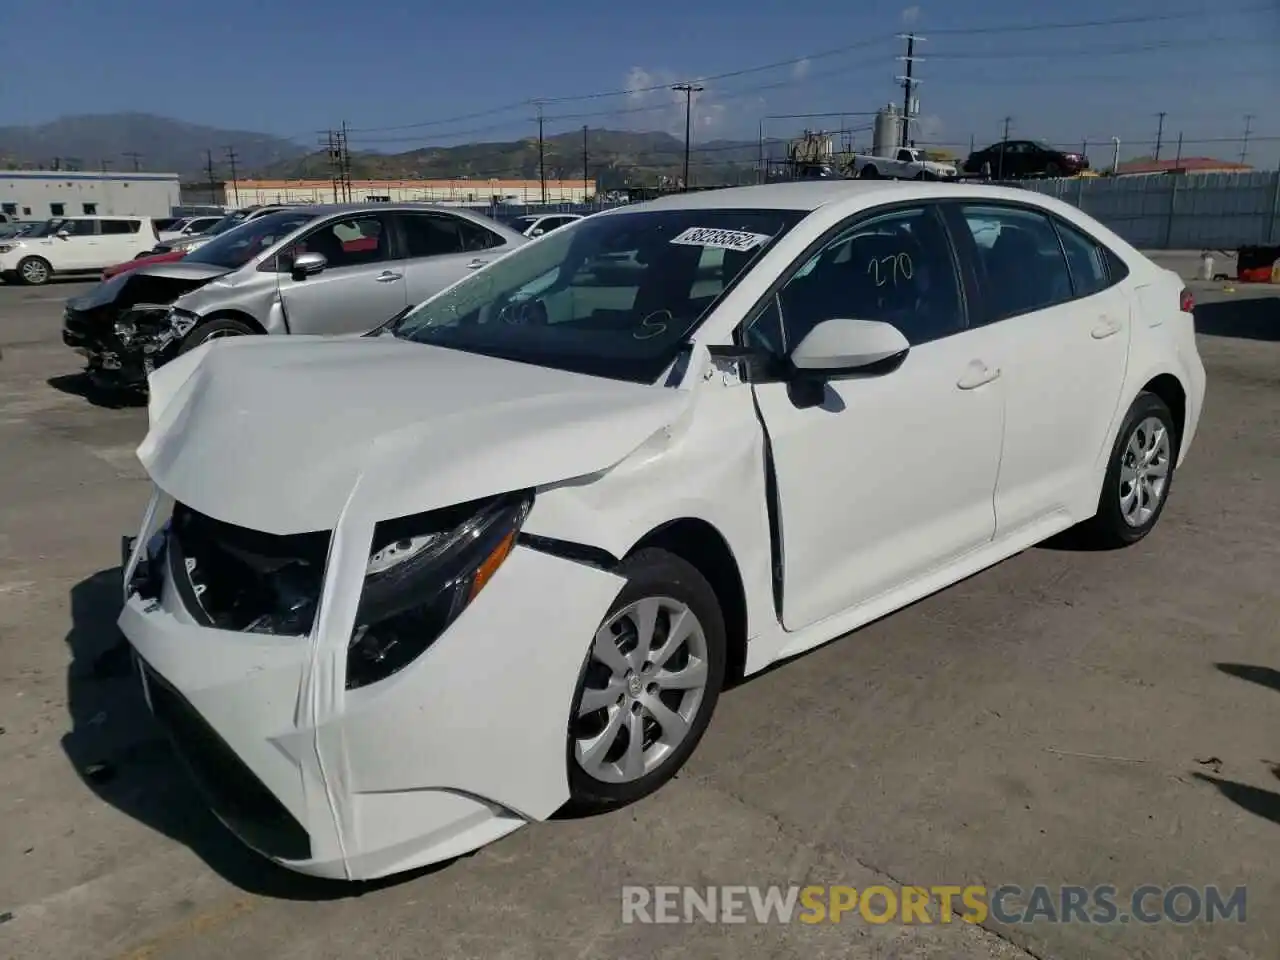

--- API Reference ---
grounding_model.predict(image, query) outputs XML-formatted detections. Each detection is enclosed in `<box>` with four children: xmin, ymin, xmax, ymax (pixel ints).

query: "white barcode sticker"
<box><xmin>669</xmin><ymin>227</ymin><xmax>771</xmax><ymax>252</ymax></box>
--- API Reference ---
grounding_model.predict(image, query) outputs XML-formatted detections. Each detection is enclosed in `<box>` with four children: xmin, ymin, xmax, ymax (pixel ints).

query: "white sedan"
<box><xmin>119</xmin><ymin>180</ymin><xmax>1205</xmax><ymax>881</ymax></box>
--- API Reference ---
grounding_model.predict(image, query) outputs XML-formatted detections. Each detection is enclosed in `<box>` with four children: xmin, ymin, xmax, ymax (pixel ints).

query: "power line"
<box><xmin>926</xmin><ymin>4</ymin><xmax>1275</xmax><ymax>34</ymax></box>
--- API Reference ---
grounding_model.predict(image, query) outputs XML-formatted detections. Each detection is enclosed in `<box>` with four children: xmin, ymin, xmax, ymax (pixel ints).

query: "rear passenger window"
<box><xmin>100</xmin><ymin>219</ymin><xmax>138</xmax><ymax>235</ymax></box>
<box><xmin>457</xmin><ymin>219</ymin><xmax>504</xmax><ymax>251</ymax></box>
<box><xmin>958</xmin><ymin>205</ymin><xmax>1073</xmax><ymax>320</ymax></box>
<box><xmin>1054</xmin><ymin>220</ymin><xmax>1110</xmax><ymax>298</ymax></box>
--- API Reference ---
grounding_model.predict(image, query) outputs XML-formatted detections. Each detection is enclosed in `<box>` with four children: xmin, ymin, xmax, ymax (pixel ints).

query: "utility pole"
<box><xmin>535</xmin><ymin>101</ymin><xmax>546</xmax><ymax>205</ymax></box>
<box><xmin>52</xmin><ymin>157</ymin><xmax>62</xmax><ymax>172</ymax></box>
<box><xmin>1153</xmin><ymin>111</ymin><xmax>1167</xmax><ymax>162</ymax></box>
<box><xmin>1240</xmin><ymin>114</ymin><xmax>1254</xmax><ymax>165</ymax></box>
<box><xmin>582</xmin><ymin>125</ymin><xmax>590</xmax><ymax>203</ymax></box>
<box><xmin>997</xmin><ymin>116</ymin><xmax>1012</xmax><ymax>179</ymax></box>
<box><xmin>672</xmin><ymin>83</ymin><xmax>703</xmax><ymax>190</ymax></box>
<box><xmin>896</xmin><ymin>33</ymin><xmax>924</xmax><ymax>149</ymax></box>
<box><xmin>123</xmin><ymin>151</ymin><xmax>143</xmax><ymax>172</ymax></box>
<box><xmin>225</xmin><ymin>146</ymin><xmax>240</xmax><ymax>207</ymax></box>
<box><xmin>339</xmin><ymin>120</ymin><xmax>352</xmax><ymax>202</ymax></box>
<box><xmin>758</xmin><ymin>119</ymin><xmax>765</xmax><ymax>184</ymax></box>
<box><xmin>324</xmin><ymin>130</ymin><xmax>340</xmax><ymax>202</ymax></box>
<box><xmin>204</xmin><ymin>149</ymin><xmax>218</xmax><ymax>206</ymax></box>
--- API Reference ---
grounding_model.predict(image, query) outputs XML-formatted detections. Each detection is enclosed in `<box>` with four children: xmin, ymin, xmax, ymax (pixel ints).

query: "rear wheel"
<box><xmin>859</xmin><ymin>165</ymin><xmax>879</xmax><ymax>179</ymax></box>
<box><xmin>1080</xmin><ymin>392</ymin><xmax>1177</xmax><ymax>548</ymax></box>
<box><xmin>177</xmin><ymin>317</ymin><xmax>256</xmax><ymax>355</ymax></box>
<box><xmin>17</xmin><ymin>256</ymin><xmax>51</xmax><ymax>285</ymax></box>
<box><xmin>565</xmin><ymin>548</ymin><xmax>726</xmax><ymax>811</ymax></box>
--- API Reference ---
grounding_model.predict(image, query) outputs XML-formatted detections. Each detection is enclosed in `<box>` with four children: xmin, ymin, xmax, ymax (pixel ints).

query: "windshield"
<box><xmin>182</xmin><ymin>210</ymin><xmax>316</xmax><ymax>270</ymax></box>
<box><xmin>391</xmin><ymin>207</ymin><xmax>806</xmax><ymax>383</ymax></box>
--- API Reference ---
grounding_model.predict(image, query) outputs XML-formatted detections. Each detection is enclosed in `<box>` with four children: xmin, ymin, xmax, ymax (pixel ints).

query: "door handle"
<box><xmin>957</xmin><ymin>363</ymin><xmax>1001</xmax><ymax>390</ymax></box>
<box><xmin>375</xmin><ymin>271</ymin><xmax>403</xmax><ymax>282</ymax></box>
<box><xmin>1091</xmin><ymin>317</ymin><xmax>1121</xmax><ymax>339</ymax></box>
<box><xmin>466</xmin><ymin>259</ymin><xmax>488</xmax><ymax>269</ymax></box>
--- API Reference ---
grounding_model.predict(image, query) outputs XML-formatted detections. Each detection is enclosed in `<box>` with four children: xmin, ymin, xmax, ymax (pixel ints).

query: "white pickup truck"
<box><xmin>849</xmin><ymin>148</ymin><xmax>959</xmax><ymax>181</ymax></box>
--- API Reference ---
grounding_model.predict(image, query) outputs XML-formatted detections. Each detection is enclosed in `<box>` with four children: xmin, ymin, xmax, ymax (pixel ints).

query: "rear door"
<box><xmin>946</xmin><ymin>201</ymin><xmax>1130</xmax><ymax>534</ymax></box>
<box><xmin>98</xmin><ymin>218</ymin><xmax>149</xmax><ymax>266</ymax></box>
<box><xmin>392</xmin><ymin>211</ymin><xmax>510</xmax><ymax>305</ymax></box>
<box><xmin>58</xmin><ymin>219</ymin><xmax>103</xmax><ymax>269</ymax></box>
<box><xmin>277</xmin><ymin>213</ymin><xmax>405</xmax><ymax>335</ymax></box>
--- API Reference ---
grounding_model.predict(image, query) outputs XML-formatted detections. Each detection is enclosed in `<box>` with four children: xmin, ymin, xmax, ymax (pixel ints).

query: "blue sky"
<box><xmin>3</xmin><ymin>0</ymin><xmax>1278</xmax><ymax>165</ymax></box>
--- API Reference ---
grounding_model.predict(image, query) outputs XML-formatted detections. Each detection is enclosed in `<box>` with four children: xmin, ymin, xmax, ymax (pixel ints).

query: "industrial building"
<box><xmin>229</xmin><ymin>177</ymin><xmax>594</xmax><ymax>208</ymax></box>
<box><xmin>0</xmin><ymin>170</ymin><xmax>181</xmax><ymax>221</ymax></box>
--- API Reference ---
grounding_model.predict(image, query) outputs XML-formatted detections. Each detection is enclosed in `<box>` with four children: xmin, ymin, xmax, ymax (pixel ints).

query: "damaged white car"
<box><xmin>120</xmin><ymin>181</ymin><xmax>1206</xmax><ymax>881</ymax></box>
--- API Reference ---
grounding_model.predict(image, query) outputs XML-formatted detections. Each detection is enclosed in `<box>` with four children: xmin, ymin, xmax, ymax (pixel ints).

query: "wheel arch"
<box><xmin>199</xmin><ymin>309</ymin><xmax>267</xmax><ymax>335</ymax></box>
<box><xmin>1139</xmin><ymin>373</ymin><xmax>1187</xmax><ymax>462</ymax></box>
<box><xmin>626</xmin><ymin>517</ymin><xmax>749</xmax><ymax>686</ymax></box>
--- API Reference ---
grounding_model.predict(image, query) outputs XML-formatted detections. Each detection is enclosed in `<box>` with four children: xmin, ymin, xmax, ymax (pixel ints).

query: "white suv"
<box><xmin>0</xmin><ymin>216</ymin><xmax>161</xmax><ymax>285</ymax></box>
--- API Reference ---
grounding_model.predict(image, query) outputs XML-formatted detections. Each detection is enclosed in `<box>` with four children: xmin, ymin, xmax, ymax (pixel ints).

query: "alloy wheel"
<box><xmin>1119</xmin><ymin>416</ymin><xmax>1171</xmax><ymax>527</ymax></box>
<box><xmin>573</xmin><ymin>597</ymin><xmax>710</xmax><ymax>784</ymax></box>
<box><xmin>21</xmin><ymin>260</ymin><xmax>49</xmax><ymax>284</ymax></box>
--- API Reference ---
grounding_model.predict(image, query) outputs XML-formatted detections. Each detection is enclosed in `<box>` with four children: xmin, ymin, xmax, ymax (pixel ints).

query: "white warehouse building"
<box><xmin>0</xmin><ymin>170</ymin><xmax>181</xmax><ymax>221</ymax></box>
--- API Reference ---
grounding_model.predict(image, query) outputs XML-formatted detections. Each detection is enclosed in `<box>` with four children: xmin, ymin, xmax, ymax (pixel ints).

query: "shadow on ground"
<box><xmin>47</xmin><ymin>374</ymin><xmax>146</xmax><ymax>410</ymax></box>
<box><xmin>60</xmin><ymin>568</ymin><xmax>451</xmax><ymax>899</ymax></box>
<box><xmin>1195</xmin><ymin>295</ymin><xmax>1280</xmax><ymax>342</ymax></box>
<box><xmin>1189</xmin><ymin>662</ymin><xmax>1280</xmax><ymax>827</ymax></box>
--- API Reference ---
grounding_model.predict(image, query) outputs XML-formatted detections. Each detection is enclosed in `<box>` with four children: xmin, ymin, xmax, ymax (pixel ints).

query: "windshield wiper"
<box><xmin>366</xmin><ymin>304</ymin><xmax>414</xmax><ymax>338</ymax></box>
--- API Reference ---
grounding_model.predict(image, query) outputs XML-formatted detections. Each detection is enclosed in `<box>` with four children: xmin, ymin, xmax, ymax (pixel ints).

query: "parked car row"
<box><xmin>62</xmin><ymin>203</ymin><xmax>529</xmax><ymax>389</ymax></box>
<box><xmin>114</xmin><ymin>179</ymin><xmax>1202</xmax><ymax>882</ymax></box>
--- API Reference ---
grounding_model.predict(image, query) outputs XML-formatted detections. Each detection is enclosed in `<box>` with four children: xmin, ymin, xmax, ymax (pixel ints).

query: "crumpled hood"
<box><xmin>138</xmin><ymin>335</ymin><xmax>689</xmax><ymax>535</ymax></box>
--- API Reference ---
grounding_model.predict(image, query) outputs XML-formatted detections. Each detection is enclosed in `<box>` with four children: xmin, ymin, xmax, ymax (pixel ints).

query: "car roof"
<box><xmin>270</xmin><ymin>201</ymin><xmax>509</xmax><ymax>219</ymax></box>
<box><xmin>594</xmin><ymin>180</ymin><xmax>1073</xmax><ymax>216</ymax></box>
<box><xmin>54</xmin><ymin>214</ymin><xmax>153</xmax><ymax>220</ymax></box>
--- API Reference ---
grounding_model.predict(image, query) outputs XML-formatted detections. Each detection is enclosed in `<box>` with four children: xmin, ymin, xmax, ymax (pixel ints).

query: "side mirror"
<box><xmin>55</xmin><ymin>229</ymin><xmax>70</xmax><ymax>239</ymax></box>
<box><xmin>291</xmin><ymin>251</ymin><xmax>326</xmax><ymax>279</ymax></box>
<box><xmin>789</xmin><ymin>318</ymin><xmax>910</xmax><ymax>378</ymax></box>
<box><xmin>529</xmin><ymin>227</ymin><xmax>544</xmax><ymax>237</ymax></box>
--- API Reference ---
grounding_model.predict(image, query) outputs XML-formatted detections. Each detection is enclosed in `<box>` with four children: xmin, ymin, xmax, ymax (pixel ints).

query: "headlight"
<box><xmin>346</xmin><ymin>490</ymin><xmax>533</xmax><ymax>690</ymax></box>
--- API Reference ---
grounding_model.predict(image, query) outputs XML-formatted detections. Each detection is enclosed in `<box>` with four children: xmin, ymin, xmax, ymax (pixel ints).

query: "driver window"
<box><xmin>746</xmin><ymin>205</ymin><xmax>965</xmax><ymax>353</ymax></box>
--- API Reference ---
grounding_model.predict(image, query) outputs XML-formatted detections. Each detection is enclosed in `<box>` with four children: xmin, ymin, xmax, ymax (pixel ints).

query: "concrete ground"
<box><xmin>0</xmin><ymin>277</ymin><xmax>1277</xmax><ymax>960</ymax></box>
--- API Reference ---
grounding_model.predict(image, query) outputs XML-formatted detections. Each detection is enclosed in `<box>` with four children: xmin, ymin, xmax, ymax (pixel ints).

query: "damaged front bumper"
<box><xmin>118</xmin><ymin>487</ymin><xmax>624</xmax><ymax>880</ymax></box>
<box><xmin>62</xmin><ymin>302</ymin><xmax>198</xmax><ymax>389</ymax></box>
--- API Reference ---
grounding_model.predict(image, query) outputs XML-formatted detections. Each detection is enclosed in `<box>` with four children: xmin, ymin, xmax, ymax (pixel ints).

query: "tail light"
<box><xmin>1179</xmin><ymin>288</ymin><xmax>1195</xmax><ymax>313</ymax></box>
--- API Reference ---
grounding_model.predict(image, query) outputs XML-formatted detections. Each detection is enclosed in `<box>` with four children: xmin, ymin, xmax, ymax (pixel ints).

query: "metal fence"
<box><xmin>452</xmin><ymin>177</ymin><xmax>1280</xmax><ymax>252</ymax></box>
<box><xmin>1001</xmin><ymin>171</ymin><xmax>1280</xmax><ymax>250</ymax></box>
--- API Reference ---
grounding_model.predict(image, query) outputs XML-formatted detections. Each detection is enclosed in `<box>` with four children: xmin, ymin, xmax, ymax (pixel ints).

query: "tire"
<box><xmin>565</xmin><ymin>547</ymin><xmax>726</xmax><ymax>812</ymax></box>
<box><xmin>913</xmin><ymin>171</ymin><xmax>927</xmax><ymax>180</ymax></box>
<box><xmin>177</xmin><ymin>317</ymin><xmax>256</xmax><ymax>355</ymax></box>
<box><xmin>1080</xmin><ymin>392</ymin><xmax>1178</xmax><ymax>548</ymax></box>
<box><xmin>17</xmin><ymin>256</ymin><xmax>51</xmax><ymax>286</ymax></box>
<box><xmin>859</xmin><ymin>165</ymin><xmax>879</xmax><ymax>179</ymax></box>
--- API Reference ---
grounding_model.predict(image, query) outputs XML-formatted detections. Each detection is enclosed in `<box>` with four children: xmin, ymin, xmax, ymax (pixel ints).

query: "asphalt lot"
<box><xmin>0</xmin><ymin>271</ymin><xmax>1277</xmax><ymax>960</ymax></box>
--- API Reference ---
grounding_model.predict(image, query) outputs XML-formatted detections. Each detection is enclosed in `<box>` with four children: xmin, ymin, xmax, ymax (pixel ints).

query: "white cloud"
<box><xmin>901</xmin><ymin>5</ymin><xmax>920</xmax><ymax>26</ymax></box>
<box><xmin>622</xmin><ymin>66</ymin><xmax>725</xmax><ymax>137</ymax></box>
<box><xmin>791</xmin><ymin>58</ymin><xmax>811</xmax><ymax>81</ymax></box>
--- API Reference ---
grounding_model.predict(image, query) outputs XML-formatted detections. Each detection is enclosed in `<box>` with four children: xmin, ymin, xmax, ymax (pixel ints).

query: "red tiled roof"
<box><xmin>1115</xmin><ymin>157</ymin><xmax>1253</xmax><ymax>175</ymax></box>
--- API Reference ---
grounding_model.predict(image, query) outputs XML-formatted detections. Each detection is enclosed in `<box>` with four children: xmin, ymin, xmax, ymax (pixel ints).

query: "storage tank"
<box><xmin>872</xmin><ymin>106</ymin><xmax>902</xmax><ymax>157</ymax></box>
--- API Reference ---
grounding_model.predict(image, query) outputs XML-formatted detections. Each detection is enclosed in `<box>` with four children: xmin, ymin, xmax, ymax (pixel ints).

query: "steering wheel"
<box><xmin>499</xmin><ymin>297</ymin><xmax>549</xmax><ymax>326</ymax></box>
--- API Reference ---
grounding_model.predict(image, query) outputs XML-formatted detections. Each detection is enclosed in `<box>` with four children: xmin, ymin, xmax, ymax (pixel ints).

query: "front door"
<box><xmin>278</xmin><ymin>213</ymin><xmax>405</xmax><ymax>335</ymax></box>
<box><xmin>950</xmin><ymin>203</ymin><xmax>1130</xmax><ymax>534</ymax></box>
<box><xmin>747</xmin><ymin>204</ymin><xmax>1005</xmax><ymax>631</ymax></box>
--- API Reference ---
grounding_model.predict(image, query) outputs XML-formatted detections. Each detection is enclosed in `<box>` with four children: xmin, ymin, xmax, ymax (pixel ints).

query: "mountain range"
<box><xmin>0</xmin><ymin>113</ymin><xmax>769</xmax><ymax>188</ymax></box>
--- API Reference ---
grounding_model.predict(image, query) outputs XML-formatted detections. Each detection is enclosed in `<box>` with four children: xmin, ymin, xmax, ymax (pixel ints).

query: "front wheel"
<box><xmin>565</xmin><ymin>548</ymin><xmax>726</xmax><ymax>812</ymax></box>
<box><xmin>1081</xmin><ymin>392</ymin><xmax>1177</xmax><ymax>548</ymax></box>
<box><xmin>177</xmin><ymin>317</ymin><xmax>256</xmax><ymax>355</ymax></box>
<box><xmin>17</xmin><ymin>256</ymin><xmax>51</xmax><ymax>285</ymax></box>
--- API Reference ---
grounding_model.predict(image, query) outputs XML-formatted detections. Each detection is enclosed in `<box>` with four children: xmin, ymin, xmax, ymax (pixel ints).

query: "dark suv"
<box><xmin>962</xmin><ymin>140</ymin><xmax>1089</xmax><ymax>180</ymax></box>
